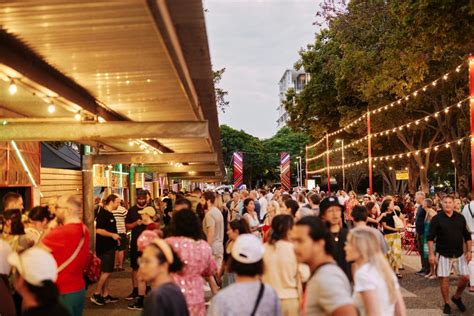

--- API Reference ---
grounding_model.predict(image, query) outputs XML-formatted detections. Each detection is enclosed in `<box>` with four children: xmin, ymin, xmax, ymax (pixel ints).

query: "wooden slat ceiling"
<box><xmin>0</xmin><ymin>0</ymin><xmax>224</xmax><ymax>176</ymax></box>
<box><xmin>0</xmin><ymin>1</ymin><xmax>197</xmax><ymax>121</ymax></box>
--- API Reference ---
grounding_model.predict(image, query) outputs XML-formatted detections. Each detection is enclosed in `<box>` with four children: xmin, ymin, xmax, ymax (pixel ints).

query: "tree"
<box><xmin>220</xmin><ymin>125</ymin><xmax>309</xmax><ymax>187</ymax></box>
<box><xmin>213</xmin><ymin>68</ymin><xmax>230</xmax><ymax>113</ymax></box>
<box><xmin>285</xmin><ymin>0</ymin><xmax>474</xmax><ymax>194</ymax></box>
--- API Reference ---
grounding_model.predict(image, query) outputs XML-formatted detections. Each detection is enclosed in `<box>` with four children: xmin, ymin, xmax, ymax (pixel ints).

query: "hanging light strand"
<box><xmin>306</xmin><ymin>61</ymin><xmax>466</xmax><ymax>148</ymax></box>
<box><xmin>306</xmin><ymin>97</ymin><xmax>469</xmax><ymax>161</ymax></box>
<box><xmin>307</xmin><ymin>136</ymin><xmax>469</xmax><ymax>174</ymax></box>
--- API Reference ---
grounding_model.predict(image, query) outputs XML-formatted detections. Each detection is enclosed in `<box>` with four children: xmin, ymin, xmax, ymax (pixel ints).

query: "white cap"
<box><xmin>0</xmin><ymin>239</ymin><xmax>12</xmax><ymax>275</ymax></box>
<box><xmin>231</xmin><ymin>234</ymin><xmax>264</xmax><ymax>264</ymax></box>
<box><xmin>8</xmin><ymin>247</ymin><xmax>57</xmax><ymax>286</ymax></box>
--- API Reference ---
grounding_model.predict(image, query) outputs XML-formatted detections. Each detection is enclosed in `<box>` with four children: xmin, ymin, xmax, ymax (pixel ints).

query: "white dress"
<box><xmin>243</xmin><ymin>212</ymin><xmax>261</xmax><ymax>238</ymax></box>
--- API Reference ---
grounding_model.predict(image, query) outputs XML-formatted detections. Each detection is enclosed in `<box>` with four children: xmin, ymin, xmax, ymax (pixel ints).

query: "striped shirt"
<box><xmin>112</xmin><ymin>206</ymin><xmax>128</xmax><ymax>234</ymax></box>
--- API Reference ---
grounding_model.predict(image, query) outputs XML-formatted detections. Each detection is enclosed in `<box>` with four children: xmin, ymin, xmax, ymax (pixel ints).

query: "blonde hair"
<box><xmin>268</xmin><ymin>200</ymin><xmax>280</xmax><ymax>215</ymax></box>
<box><xmin>348</xmin><ymin>227</ymin><xmax>397</xmax><ymax>303</ymax></box>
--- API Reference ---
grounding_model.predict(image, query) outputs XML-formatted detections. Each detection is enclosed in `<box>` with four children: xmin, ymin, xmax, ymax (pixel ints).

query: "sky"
<box><xmin>204</xmin><ymin>0</ymin><xmax>321</xmax><ymax>139</ymax></box>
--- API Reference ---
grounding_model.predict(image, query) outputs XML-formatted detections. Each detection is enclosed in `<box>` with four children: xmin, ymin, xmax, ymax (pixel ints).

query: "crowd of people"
<box><xmin>0</xmin><ymin>185</ymin><xmax>472</xmax><ymax>315</ymax></box>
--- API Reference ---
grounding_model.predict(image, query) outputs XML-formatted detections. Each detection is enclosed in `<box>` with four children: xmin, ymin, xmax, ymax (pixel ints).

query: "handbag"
<box><xmin>56</xmin><ymin>225</ymin><xmax>101</xmax><ymax>285</ymax></box>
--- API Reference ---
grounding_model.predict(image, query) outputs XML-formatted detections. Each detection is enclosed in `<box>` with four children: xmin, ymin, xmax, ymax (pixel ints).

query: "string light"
<box><xmin>307</xmin><ymin>137</ymin><xmax>468</xmax><ymax>174</ymax></box>
<box><xmin>8</xmin><ymin>80</ymin><xmax>17</xmax><ymax>95</ymax></box>
<box><xmin>306</xmin><ymin>97</ymin><xmax>468</xmax><ymax>161</ymax></box>
<box><xmin>306</xmin><ymin>61</ymin><xmax>466</xmax><ymax>146</ymax></box>
<box><xmin>47</xmin><ymin>104</ymin><xmax>56</xmax><ymax>113</ymax></box>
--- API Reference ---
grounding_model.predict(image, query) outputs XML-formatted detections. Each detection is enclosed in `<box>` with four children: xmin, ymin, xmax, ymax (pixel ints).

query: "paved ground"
<box><xmin>84</xmin><ymin>253</ymin><xmax>474</xmax><ymax>316</ymax></box>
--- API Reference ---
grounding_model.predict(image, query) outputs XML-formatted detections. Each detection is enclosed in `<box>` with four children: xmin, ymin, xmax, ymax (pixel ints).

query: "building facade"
<box><xmin>277</xmin><ymin>69</ymin><xmax>310</xmax><ymax>129</ymax></box>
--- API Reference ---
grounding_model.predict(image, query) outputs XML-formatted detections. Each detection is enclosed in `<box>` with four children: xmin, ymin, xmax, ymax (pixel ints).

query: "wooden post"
<box><xmin>305</xmin><ymin>145</ymin><xmax>309</xmax><ymax>187</ymax></box>
<box><xmin>129</xmin><ymin>165</ymin><xmax>136</xmax><ymax>207</ymax></box>
<box><xmin>82</xmin><ymin>154</ymin><xmax>95</xmax><ymax>251</ymax></box>
<box><xmin>469</xmin><ymin>56</ymin><xmax>474</xmax><ymax>195</ymax></box>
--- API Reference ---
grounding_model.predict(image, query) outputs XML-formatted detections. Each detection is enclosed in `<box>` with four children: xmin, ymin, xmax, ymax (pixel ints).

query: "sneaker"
<box><xmin>443</xmin><ymin>303</ymin><xmax>451</xmax><ymax>314</ymax></box>
<box><xmin>125</xmin><ymin>289</ymin><xmax>138</xmax><ymax>301</ymax></box>
<box><xmin>451</xmin><ymin>296</ymin><xmax>466</xmax><ymax>312</ymax></box>
<box><xmin>90</xmin><ymin>294</ymin><xmax>106</xmax><ymax>306</ymax></box>
<box><xmin>127</xmin><ymin>296</ymin><xmax>144</xmax><ymax>311</ymax></box>
<box><xmin>104</xmin><ymin>295</ymin><xmax>119</xmax><ymax>303</ymax></box>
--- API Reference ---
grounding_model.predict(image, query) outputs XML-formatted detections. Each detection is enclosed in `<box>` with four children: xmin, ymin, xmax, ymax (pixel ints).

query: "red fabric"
<box><xmin>146</xmin><ymin>222</ymin><xmax>159</xmax><ymax>231</ymax></box>
<box><xmin>42</xmin><ymin>223</ymin><xmax>90</xmax><ymax>294</ymax></box>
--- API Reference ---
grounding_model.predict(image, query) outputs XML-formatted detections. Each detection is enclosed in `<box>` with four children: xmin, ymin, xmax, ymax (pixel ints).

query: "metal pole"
<box><xmin>367</xmin><ymin>111</ymin><xmax>373</xmax><ymax>194</ymax></box>
<box><xmin>326</xmin><ymin>134</ymin><xmax>331</xmax><ymax>194</ymax></box>
<box><xmin>469</xmin><ymin>55</ymin><xmax>474</xmax><ymax>195</ymax></box>
<box><xmin>341</xmin><ymin>140</ymin><xmax>345</xmax><ymax>191</ymax></box>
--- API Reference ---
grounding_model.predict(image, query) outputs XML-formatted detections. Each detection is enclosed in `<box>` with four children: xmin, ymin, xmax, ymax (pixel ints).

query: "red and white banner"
<box><xmin>281</xmin><ymin>152</ymin><xmax>291</xmax><ymax>190</ymax></box>
<box><xmin>233</xmin><ymin>152</ymin><xmax>243</xmax><ymax>189</ymax></box>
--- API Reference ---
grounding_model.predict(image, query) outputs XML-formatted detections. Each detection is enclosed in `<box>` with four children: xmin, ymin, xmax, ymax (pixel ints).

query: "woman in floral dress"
<box><xmin>166</xmin><ymin>209</ymin><xmax>217</xmax><ymax>316</ymax></box>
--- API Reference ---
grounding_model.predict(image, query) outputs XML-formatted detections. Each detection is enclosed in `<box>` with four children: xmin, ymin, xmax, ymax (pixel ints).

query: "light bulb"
<box><xmin>129</xmin><ymin>141</ymin><xmax>134</xmax><ymax>146</ymax></box>
<box><xmin>98</xmin><ymin>116</ymin><xmax>106</xmax><ymax>123</ymax></box>
<box><xmin>47</xmin><ymin>104</ymin><xmax>56</xmax><ymax>113</ymax></box>
<box><xmin>74</xmin><ymin>113</ymin><xmax>81</xmax><ymax>121</ymax></box>
<box><xmin>9</xmin><ymin>81</ymin><xmax>17</xmax><ymax>95</ymax></box>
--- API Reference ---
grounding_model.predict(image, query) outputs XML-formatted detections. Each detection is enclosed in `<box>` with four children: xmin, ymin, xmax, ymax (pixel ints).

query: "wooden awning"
<box><xmin>0</xmin><ymin>0</ymin><xmax>224</xmax><ymax>179</ymax></box>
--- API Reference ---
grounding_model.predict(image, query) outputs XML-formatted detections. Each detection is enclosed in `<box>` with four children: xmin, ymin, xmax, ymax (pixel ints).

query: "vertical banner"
<box><xmin>233</xmin><ymin>152</ymin><xmax>243</xmax><ymax>189</ymax></box>
<box><xmin>281</xmin><ymin>152</ymin><xmax>291</xmax><ymax>190</ymax></box>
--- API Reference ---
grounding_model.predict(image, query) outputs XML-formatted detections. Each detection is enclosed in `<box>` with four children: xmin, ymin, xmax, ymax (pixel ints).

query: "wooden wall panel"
<box><xmin>40</xmin><ymin>168</ymin><xmax>82</xmax><ymax>206</ymax></box>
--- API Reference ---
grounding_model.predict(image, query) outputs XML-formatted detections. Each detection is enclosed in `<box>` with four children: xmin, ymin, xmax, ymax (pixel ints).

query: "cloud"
<box><xmin>205</xmin><ymin>0</ymin><xmax>321</xmax><ymax>139</ymax></box>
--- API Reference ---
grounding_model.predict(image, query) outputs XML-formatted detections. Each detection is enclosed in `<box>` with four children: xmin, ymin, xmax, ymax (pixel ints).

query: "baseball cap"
<box><xmin>231</xmin><ymin>234</ymin><xmax>264</xmax><ymax>264</ymax></box>
<box><xmin>138</xmin><ymin>206</ymin><xmax>156</xmax><ymax>217</ymax></box>
<box><xmin>137</xmin><ymin>190</ymin><xmax>147</xmax><ymax>197</ymax></box>
<box><xmin>319</xmin><ymin>196</ymin><xmax>344</xmax><ymax>214</ymax></box>
<box><xmin>8</xmin><ymin>247</ymin><xmax>57</xmax><ymax>286</ymax></box>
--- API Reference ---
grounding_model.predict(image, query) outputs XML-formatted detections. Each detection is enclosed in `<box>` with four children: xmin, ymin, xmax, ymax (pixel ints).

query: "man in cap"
<box><xmin>125</xmin><ymin>189</ymin><xmax>148</xmax><ymax>309</ymax></box>
<box><xmin>319</xmin><ymin>196</ymin><xmax>351</xmax><ymax>280</ymax></box>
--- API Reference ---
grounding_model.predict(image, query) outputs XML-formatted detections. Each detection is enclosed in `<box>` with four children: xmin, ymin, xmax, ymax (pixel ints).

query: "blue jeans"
<box><xmin>59</xmin><ymin>288</ymin><xmax>85</xmax><ymax>316</ymax></box>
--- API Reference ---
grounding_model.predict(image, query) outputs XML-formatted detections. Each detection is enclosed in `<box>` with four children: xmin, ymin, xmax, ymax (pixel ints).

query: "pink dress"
<box><xmin>166</xmin><ymin>236</ymin><xmax>217</xmax><ymax>316</ymax></box>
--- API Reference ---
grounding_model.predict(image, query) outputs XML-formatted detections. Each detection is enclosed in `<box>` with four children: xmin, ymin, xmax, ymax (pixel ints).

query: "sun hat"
<box><xmin>231</xmin><ymin>234</ymin><xmax>264</xmax><ymax>264</ymax></box>
<box><xmin>138</xmin><ymin>206</ymin><xmax>156</xmax><ymax>217</ymax></box>
<box><xmin>8</xmin><ymin>247</ymin><xmax>57</xmax><ymax>286</ymax></box>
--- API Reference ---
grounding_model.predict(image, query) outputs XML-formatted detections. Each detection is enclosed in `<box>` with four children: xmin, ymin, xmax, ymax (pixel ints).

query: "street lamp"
<box><xmin>336</xmin><ymin>139</ymin><xmax>345</xmax><ymax>191</ymax></box>
<box><xmin>296</xmin><ymin>156</ymin><xmax>302</xmax><ymax>187</ymax></box>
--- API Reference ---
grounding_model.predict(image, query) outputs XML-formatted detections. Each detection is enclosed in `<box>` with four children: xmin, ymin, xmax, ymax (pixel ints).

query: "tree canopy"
<box><xmin>284</xmin><ymin>0</ymin><xmax>474</xmax><ymax>194</ymax></box>
<box><xmin>220</xmin><ymin>125</ymin><xmax>309</xmax><ymax>188</ymax></box>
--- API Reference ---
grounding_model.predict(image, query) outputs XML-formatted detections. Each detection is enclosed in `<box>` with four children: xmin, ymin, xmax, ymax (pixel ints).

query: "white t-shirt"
<box><xmin>304</xmin><ymin>264</ymin><xmax>353</xmax><ymax>315</ymax></box>
<box><xmin>258</xmin><ymin>197</ymin><xmax>268</xmax><ymax>221</ymax></box>
<box><xmin>0</xmin><ymin>239</ymin><xmax>12</xmax><ymax>275</ymax></box>
<box><xmin>353</xmin><ymin>263</ymin><xmax>399</xmax><ymax>316</ymax></box>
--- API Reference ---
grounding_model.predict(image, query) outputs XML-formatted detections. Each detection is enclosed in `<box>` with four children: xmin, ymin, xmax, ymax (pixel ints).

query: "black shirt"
<box><xmin>23</xmin><ymin>302</ymin><xmax>71</xmax><ymax>316</ymax></box>
<box><xmin>381</xmin><ymin>212</ymin><xmax>396</xmax><ymax>235</ymax></box>
<box><xmin>415</xmin><ymin>206</ymin><xmax>426</xmax><ymax>235</ymax></box>
<box><xmin>333</xmin><ymin>228</ymin><xmax>352</xmax><ymax>281</ymax></box>
<box><xmin>126</xmin><ymin>205</ymin><xmax>147</xmax><ymax>253</ymax></box>
<box><xmin>143</xmin><ymin>282</ymin><xmax>189</xmax><ymax>316</ymax></box>
<box><xmin>95</xmin><ymin>208</ymin><xmax>118</xmax><ymax>255</ymax></box>
<box><xmin>427</xmin><ymin>211</ymin><xmax>471</xmax><ymax>258</ymax></box>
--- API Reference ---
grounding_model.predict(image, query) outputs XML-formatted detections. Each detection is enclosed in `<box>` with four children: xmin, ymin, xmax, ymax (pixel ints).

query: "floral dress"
<box><xmin>166</xmin><ymin>236</ymin><xmax>217</xmax><ymax>316</ymax></box>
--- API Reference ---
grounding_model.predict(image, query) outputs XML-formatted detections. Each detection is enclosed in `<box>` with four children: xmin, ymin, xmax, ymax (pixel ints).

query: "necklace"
<box><xmin>332</xmin><ymin>231</ymin><xmax>340</xmax><ymax>242</ymax></box>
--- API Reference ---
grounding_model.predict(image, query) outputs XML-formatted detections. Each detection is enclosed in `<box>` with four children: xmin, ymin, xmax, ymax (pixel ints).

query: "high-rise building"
<box><xmin>277</xmin><ymin>69</ymin><xmax>310</xmax><ymax>129</ymax></box>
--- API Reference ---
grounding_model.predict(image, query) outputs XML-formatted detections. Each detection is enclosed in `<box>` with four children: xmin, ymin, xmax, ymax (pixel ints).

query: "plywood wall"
<box><xmin>40</xmin><ymin>168</ymin><xmax>82</xmax><ymax>206</ymax></box>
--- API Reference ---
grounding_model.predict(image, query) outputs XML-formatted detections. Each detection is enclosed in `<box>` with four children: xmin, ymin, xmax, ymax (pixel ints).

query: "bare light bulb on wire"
<box><xmin>9</xmin><ymin>81</ymin><xmax>17</xmax><ymax>95</ymax></box>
